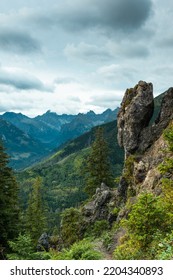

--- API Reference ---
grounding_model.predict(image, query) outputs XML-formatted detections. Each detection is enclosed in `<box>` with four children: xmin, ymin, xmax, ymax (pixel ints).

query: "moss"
<box><xmin>122</xmin><ymin>88</ymin><xmax>135</xmax><ymax>109</ymax></box>
<box><xmin>127</xmin><ymin>186</ymin><xmax>136</xmax><ymax>198</ymax></box>
<box><xmin>123</xmin><ymin>155</ymin><xmax>136</xmax><ymax>184</ymax></box>
<box><xmin>127</xmin><ymin>88</ymin><xmax>134</xmax><ymax>94</ymax></box>
<box><xmin>158</xmin><ymin>123</ymin><xmax>173</xmax><ymax>174</ymax></box>
<box><xmin>163</xmin><ymin>123</ymin><xmax>173</xmax><ymax>152</ymax></box>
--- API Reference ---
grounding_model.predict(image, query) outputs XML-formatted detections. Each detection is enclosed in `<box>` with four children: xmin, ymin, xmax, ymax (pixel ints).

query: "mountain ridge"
<box><xmin>0</xmin><ymin>108</ymin><xmax>119</xmax><ymax>169</ymax></box>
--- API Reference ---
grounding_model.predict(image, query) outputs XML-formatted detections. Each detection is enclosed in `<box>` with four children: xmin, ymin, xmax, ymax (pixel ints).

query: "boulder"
<box><xmin>37</xmin><ymin>233</ymin><xmax>49</xmax><ymax>252</ymax></box>
<box><xmin>83</xmin><ymin>183</ymin><xmax>114</xmax><ymax>223</ymax></box>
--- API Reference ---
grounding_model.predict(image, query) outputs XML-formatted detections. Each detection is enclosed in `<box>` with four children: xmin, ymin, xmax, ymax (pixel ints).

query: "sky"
<box><xmin>0</xmin><ymin>0</ymin><xmax>173</xmax><ymax>117</ymax></box>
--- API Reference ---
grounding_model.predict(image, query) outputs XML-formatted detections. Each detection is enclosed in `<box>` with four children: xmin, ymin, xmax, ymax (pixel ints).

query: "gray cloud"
<box><xmin>0</xmin><ymin>69</ymin><xmax>50</xmax><ymax>91</ymax></box>
<box><xmin>64</xmin><ymin>42</ymin><xmax>113</xmax><ymax>62</ymax></box>
<box><xmin>86</xmin><ymin>92</ymin><xmax>123</xmax><ymax>109</ymax></box>
<box><xmin>0</xmin><ymin>29</ymin><xmax>41</xmax><ymax>54</ymax></box>
<box><xmin>156</xmin><ymin>37</ymin><xmax>173</xmax><ymax>49</ymax></box>
<box><xmin>54</xmin><ymin>77</ymin><xmax>78</xmax><ymax>85</ymax></box>
<box><xmin>107</xmin><ymin>41</ymin><xmax>150</xmax><ymax>59</ymax></box>
<box><xmin>31</xmin><ymin>0</ymin><xmax>152</xmax><ymax>34</ymax></box>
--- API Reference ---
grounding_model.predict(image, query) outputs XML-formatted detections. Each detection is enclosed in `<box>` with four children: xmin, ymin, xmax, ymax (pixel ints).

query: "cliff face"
<box><xmin>117</xmin><ymin>81</ymin><xmax>154</xmax><ymax>156</ymax></box>
<box><xmin>117</xmin><ymin>81</ymin><xmax>173</xmax><ymax>201</ymax></box>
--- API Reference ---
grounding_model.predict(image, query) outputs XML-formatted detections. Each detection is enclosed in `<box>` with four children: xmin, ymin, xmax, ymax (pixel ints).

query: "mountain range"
<box><xmin>0</xmin><ymin>108</ymin><xmax>119</xmax><ymax>169</ymax></box>
<box><xmin>17</xmin><ymin>90</ymin><xmax>165</xmax><ymax>227</ymax></box>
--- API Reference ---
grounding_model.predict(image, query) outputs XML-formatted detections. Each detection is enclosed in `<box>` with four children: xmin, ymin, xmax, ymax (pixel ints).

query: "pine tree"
<box><xmin>85</xmin><ymin>127</ymin><xmax>114</xmax><ymax>196</ymax></box>
<box><xmin>0</xmin><ymin>142</ymin><xmax>19</xmax><ymax>254</ymax></box>
<box><xmin>26</xmin><ymin>177</ymin><xmax>47</xmax><ymax>244</ymax></box>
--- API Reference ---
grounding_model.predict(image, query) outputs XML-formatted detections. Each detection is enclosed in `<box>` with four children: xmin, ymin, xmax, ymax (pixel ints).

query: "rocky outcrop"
<box><xmin>117</xmin><ymin>81</ymin><xmax>154</xmax><ymax>157</ymax></box>
<box><xmin>117</xmin><ymin>81</ymin><xmax>173</xmax><ymax>201</ymax></box>
<box><xmin>139</xmin><ymin>87</ymin><xmax>173</xmax><ymax>152</ymax></box>
<box><xmin>117</xmin><ymin>81</ymin><xmax>173</xmax><ymax>157</ymax></box>
<box><xmin>37</xmin><ymin>233</ymin><xmax>49</xmax><ymax>252</ymax></box>
<box><xmin>82</xmin><ymin>183</ymin><xmax>117</xmax><ymax>225</ymax></box>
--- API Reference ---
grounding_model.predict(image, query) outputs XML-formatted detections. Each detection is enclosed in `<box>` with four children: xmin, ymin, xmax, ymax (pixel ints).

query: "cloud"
<box><xmin>0</xmin><ymin>67</ymin><xmax>51</xmax><ymax>91</ymax></box>
<box><xmin>54</xmin><ymin>77</ymin><xmax>78</xmax><ymax>85</ymax></box>
<box><xmin>107</xmin><ymin>41</ymin><xmax>150</xmax><ymax>59</ymax></box>
<box><xmin>29</xmin><ymin>0</ymin><xmax>152</xmax><ymax>34</ymax></box>
<box><xmin>95</xmin><ymin>0</ymin><xmax>152</xmax><ymax>32</ymax></box>
<box><xmin>64</xmin><ymin>42</ymin><xmax>113</xmax><ymax>62</ymax></box>
<box><xmin>97</xmin><ymin>64</ymin><xmax>138</xmax><ymax>82</ymax></box>
<box><xmin>0</xmin><ymin>29</ymin><xmax>41</xmax><ymax>54</ymax></box>
<box><xmin>84</xmin><ymin>90</ymin><xmax>123</xmax><ymax>110</ymax></box>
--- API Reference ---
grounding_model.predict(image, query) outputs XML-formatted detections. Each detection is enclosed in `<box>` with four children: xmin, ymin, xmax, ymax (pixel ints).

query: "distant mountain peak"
<box><xmin>86</xmin><ymin>110</ymin><xmax>96</xmax><ymax>116</ymax></box>
<box><xmin>44</xmin><ymin>110</ymin><xmax>57</xmax><ymax>116</ymax></box>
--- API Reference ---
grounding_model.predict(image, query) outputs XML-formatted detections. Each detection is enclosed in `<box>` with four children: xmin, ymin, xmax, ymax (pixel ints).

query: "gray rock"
<box><xmin>117</xmin><ymin>81</ymin><xmax>154</xmax><ymax>157</ymax></box>
<box><xmin>139</xmin><ymin>87</ymin><xmax>173</xmax><ymax>152</ymax></box>
<box><xmin>118</xmin><ymin>82</ymin><xmax>173</xmax><ymax>157</ymax></box>
<box><xmin>83</xmin><ymin>183</ymin><xmax>113</xmax><ymax>223</ymax></box>
<box><xmin>117</xmin><ymin>81</ymin><xmax>173</xmax><ymax>202</ymax></box>
<box><xmin>37</xmin><ymin>233</ymin><xmax>49</xmax><ymax>252</ymax></box>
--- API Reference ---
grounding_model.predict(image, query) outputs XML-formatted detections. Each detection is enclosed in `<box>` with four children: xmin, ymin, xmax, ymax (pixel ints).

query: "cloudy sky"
<box><xmin>0</xmin><ymin>0</ymin><xmax>172</xmax><ymax>116</ymax></box>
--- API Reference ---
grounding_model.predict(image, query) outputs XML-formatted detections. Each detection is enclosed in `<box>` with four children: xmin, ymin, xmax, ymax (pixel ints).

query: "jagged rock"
<box><xmin>117</xmin><ymin>81</ymin><xmax>154</xmax><ymax>157</ymax></box>
<box><xmin>118</xmin><ymin>82</ymin><xmax>173</xmax><ymax>156</ymax></box>
<box><xmin>139</xmin><ymin>87</ymin><xmax>173</xmax><ymax>152</ymax></box>
<box><xmin>37</xmin><ymin>233</ymin><xmax>49</xmax><ymax>252</ymax></box>
<box><xmin>117</xmin><ymin>176</ymin><xmax>128</xmax><ymax>200</ymax></box>
<box><xmin>117</xmin><ymin>81</ymin><xmax>173</xmax><ymax>202</ymax></box>
<box><xmin>82</xmin><ymin>183</ymin><xmax>115</xmax><ymax>224</ymax></box>
<box><xmin>133</xmin><ymin>160</ymin><xmax>149</xmax><ymax>183</ymax></box>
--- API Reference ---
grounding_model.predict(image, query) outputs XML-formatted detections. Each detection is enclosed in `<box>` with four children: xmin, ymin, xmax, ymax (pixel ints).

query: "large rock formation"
<box><xmin>117</xmin><ymin>81</ymin><xmax>154</xmax><ymax>157</ymax></box>
<box><xmin>117</xmin><ymin>81</ymin><xmax>173</xmax><ymax>201</ymax></box>
<box><xmin>117</xmin><ymin>81</ymin><xmax>173</xmax><ymax>157</ymax></box>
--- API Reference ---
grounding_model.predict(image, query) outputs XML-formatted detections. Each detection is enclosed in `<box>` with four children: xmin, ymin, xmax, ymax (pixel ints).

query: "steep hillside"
<box><xmin>18</xmin><ymin>120</ymin><xmax>124</xmax><ymax>226</ymax></box>
<box><xmin>17</xmin><ymin>88</ymin><xmax>168</xmax><ymax>230</ymax></box>
<box><xmin>0</xmin><ymin>118</ymin><xmax>49</xmax><ymax>170</ymax></box>
<box><xmin>57</xmin><ymin>108</ymin><xmax>119</xmax><ymax>143</ymax></box>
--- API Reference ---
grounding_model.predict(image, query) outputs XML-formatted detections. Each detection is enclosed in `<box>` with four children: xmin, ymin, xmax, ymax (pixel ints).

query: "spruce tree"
<box><xmin>85</xmin><ymin>127</ymin><xmax>114</xmax><ymax>196</ymax></box>
<box><xmin>26</xmin><ymin>177</ymin><xmax>47</xmax><ymax>244</ymax></box>
<box><xmin>0</xmin><ymin>142</ymin><xmax>19</xmax><ymax>254</ymax></box>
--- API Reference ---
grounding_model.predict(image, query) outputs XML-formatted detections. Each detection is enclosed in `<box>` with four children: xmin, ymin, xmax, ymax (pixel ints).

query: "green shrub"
<box><xmin>163</xmin><ymin>124</ymin><xmax>173</xmax><ymax>151</ymax></box>
<box><xmin>7</xmin><ymin>234</ymin><xmax>49</xmax><ymax>260</ymax></box>
<box><xmin>51</xmin><ymin>240</ymin><xmax>103</xmax><ymax>260</ymax></box>
<box><xmin>123</xmin><ymin>155</ymin><xmax>136</xmax><ymax>184</ymax></box>
<box><xmin>113</xmin><ymin>192</ymin><xmax>171</xmax><ymax>259</ymax></box>
<box><xmin>92</xmin><ymin>220</ymin><xmax>109</xmax><ymax>238</ymax></box>
<box><xmin>155</xmin><ymin>231</ymin><xmax>173</xmax><ymax>259</ymax></box>
<box><xmin>113</xmin><ymin>236</ymin><xmax>143</xmax><ymax>260</ymax></box>
<box><xmin>102</xmin><ymin>232</ymin><xmax>113</xmax><ymax>250</ymax></box>
<box><xmin>60</xmin><ymin>208</ymin><xmax>85</xmax><ymax>247</ymax></box>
